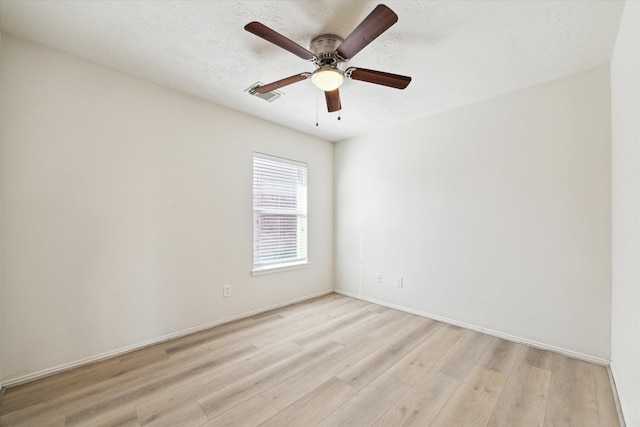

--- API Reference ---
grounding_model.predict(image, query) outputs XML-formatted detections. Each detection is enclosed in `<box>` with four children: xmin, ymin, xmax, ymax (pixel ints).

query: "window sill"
<box><xmin>251</xmin><ymin>261</ymin><xmax>310</xmax><ymax>276</ymax></box>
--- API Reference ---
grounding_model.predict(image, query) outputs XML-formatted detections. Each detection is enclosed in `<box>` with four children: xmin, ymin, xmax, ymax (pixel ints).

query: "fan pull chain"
<box><xmin>338</xmin><ymin>111</ymin><xmax>341</xmax><ymax>121</ymax></box>
<box><xmin>315</xmin><ymin>90</ymin><xmax>319</xmax><ymax>127</ymax></box>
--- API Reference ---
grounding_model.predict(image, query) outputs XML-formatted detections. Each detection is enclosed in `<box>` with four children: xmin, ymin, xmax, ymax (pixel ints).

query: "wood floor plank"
<box><xmin>144</xmin><ymin>402</ymin><xmax>208</xmax><ymax>427</ymax></box>
<box><xmin>202</xmin><ymin>395</ymin><xmax>277</xmax><ymax>427</ymax></box>
<box><xmin>316</xmin><ymin>374</ymin><xmax>408</xmax><ymax>427</ymax></box>
<box><xmin>337</xmin><ymin>316</ymin><xmax>436</xmax><ymax>390</ymax></box>
<box><xmin>62</xmin><ymin>342</ymin><xmax>285</xmax><ymax>426</ymax></box>
<box><xmin>330</xmin><ymin>306</ymin><xmax>398</xmax><ymax>345</ymax></box>
<box><xmin>248</xmin><ymin>298</ymin><xmax>368</xmax><ymax>349</ymax></box>
<box><xmin>487</xmin><ymin>363</ymin><xmax>551</xmax><ymax>427</ymax></box>
<box><xmin>195</xmin><ymin>340</ymin><xmax>344</xmax><ymax>421</ymax></box>
<box><xmin>293</xmin><ymin>305</ymin><xmax>379</xmax><ymax>347</ymax></box>
<box><xmin>366</xmin><ymin>309</ymin><xmax>425</xmax><ymax>342</ymax></box>
<box><xmin>432</xmin><ymin>328</ymin><xmax>493</xmax><ymax>380</ymax></box>
<box><xmin>476</xmin><ymin>337</ymin><xmax>523</xmax><ymax>375</ymax></box>
<box><xmin>261</xmin><ymin>335</ymin><xmax>384</xmax><ymax>411</ymax></box>
<box><xmin>373</xmin><ymin>370</ymin><xmax>460</xmax><ymax>427</ymax></box>
<box><xmin>386</xmin><ymin>325</ymin><xmax>462</xmax><ymax>386</ymax></box>
<box><xmin>523</xmin><ymin>345</ymin><xmax>555</xmax><ymax>370</ymax></box>
<box><xmin>0</xmin><ymin>293</ymin><xmax>622</xmax><ymax>427</ymax></box>
<box><xmin>276</xmin><ymin>293</ymin><xmax>351</xmax><ymax>319</ymax></box>
<box><xmin>0</xmin><ymin>412</ymin><xmax>66</xmax><ymax>427</ymax></box>
<box><xmin>1</xmin><ymin>341</ymin><xmax>260</xmax><ymax>425</ymax></box>
<box><xmin>543</xmin><ymin>353</ymin><xmax>600</xmax><ymax>427</ymax></box>
<box><xmin>257</xmin><ymin>377</ymin><xmax>356</xmax><ymax>427</ymax></box>
<box><xmin>134</xmin><ymin>341</ymin><xmax>305</xmax><ymax>424</ymax></box>
<box><xmin>54</xmin><ymin>341</ymin><xmax>269</xmax><ymax>425</ymax></box>
<box><xmin>430</xmin><ymin>365</ymin><xmax>507</xmax><ymax>427</ymax></box>
<box><xmin>0</xmin><ymin>356</ymin><xmax>127</xmax><ymax>413</ymax></box>
<box><xmin>162</xmin><ymin>314</ymin><xmax>284</xmax><ymax>356</ymax></box>
<box><xmin>69</xmin><ymin>404</ymin><xmax>140</xmax><ymax>427</ymax></box>
<box><xmin>277</xmin><ymin>294</ymin><xmax>361</xmax><ymax>326</ymax></box>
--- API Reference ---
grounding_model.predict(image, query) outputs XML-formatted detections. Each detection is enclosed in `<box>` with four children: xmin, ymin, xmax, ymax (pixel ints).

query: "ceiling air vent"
<box><xmin>245</xmin><ymin>82</ymin><xmax>282</xmax><ymax>103</ymax></box>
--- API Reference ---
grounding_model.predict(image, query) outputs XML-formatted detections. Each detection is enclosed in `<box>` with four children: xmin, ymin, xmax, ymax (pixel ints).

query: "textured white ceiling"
<box><xmin>0</xmin><ymin>0</ymin><xmax>624</xmax><ymax>142</ymax></box>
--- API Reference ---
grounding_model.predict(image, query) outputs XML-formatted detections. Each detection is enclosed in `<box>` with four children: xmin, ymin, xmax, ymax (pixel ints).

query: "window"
<box><xmin>252</xmin><ymin>153</ymin><xmax>308</xmax><ymax>273</ymax></box>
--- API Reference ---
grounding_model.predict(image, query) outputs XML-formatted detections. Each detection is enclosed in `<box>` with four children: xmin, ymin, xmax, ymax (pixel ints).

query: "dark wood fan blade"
<box><xmin>336</xmin><ymin>4</ymin><xmax>398</xmax><ymax>61</ymax></box>
<box><xmin>325</xmin><ymin>89</ymin><xmax>342</xmax><ymax>112</ymax></box>
<box><xmin>245</xmin><ymin>22</ymin><xmax>317</xmax><ymax>61</ymax></box>
<box><xmin>347</xmin><ymin>67</ymin><xmax>411</xmax><ymax>89</ymax></box>
<box><xmin>255</xmin><ymin>74</ymin><xmax>309</xmax><ymax>93</ymax></box>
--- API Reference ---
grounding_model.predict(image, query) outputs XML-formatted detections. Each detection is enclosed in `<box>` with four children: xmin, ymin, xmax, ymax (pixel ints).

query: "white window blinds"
<box><xmin>253</xmin><ymin>153</ymin><xmax>307</xmax><ymax>271</ymax></box>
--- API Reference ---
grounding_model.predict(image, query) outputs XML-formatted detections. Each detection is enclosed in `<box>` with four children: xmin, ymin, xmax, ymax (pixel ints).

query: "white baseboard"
<box><xmin>2</xmin><ymin>289</ymin><xmax>333</xmax><ymax>388</ymax></box>
<box><xmin>334</xmin><ymin>289</ymin><xmax>610</xmax><ymax>366</ymax></box>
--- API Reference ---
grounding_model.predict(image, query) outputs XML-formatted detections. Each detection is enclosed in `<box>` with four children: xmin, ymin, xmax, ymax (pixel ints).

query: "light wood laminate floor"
<box><xmin>0</xmin><ymin>293</ymin><xmax>622</xmax><ymax>426</ymax></box>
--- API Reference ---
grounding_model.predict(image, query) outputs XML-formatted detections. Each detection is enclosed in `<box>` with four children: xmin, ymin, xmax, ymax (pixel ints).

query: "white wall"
<box><xmin>611</xmin><ymin>1</ymin><xmax>640</xmax><ymax>425</ymax></box>
<box><xmin>0</xmin><ymin>36</ymin><xmax>334</xmax><ymax>383</ymax></box>
<box><xmin>335</xmin><ymin>67</ymin><xmax>612</xmax><ymax>361</ymax></box>
<box><xmin>0</xmin><ymin>30</ymin><xmax>3</xmax><ymax>389</ymax></box>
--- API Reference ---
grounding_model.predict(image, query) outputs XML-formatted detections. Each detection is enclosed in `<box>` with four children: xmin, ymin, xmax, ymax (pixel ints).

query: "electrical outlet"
<box><xmin>223</xmin><ymin>284</ymin><xmax>231</xmax><ymax>297</ymax></box>
<box><xmin>395</xmin><ymin>277</ymin><xmax>403</xmax><ymax>288</ymax></box>
<box><xmin>376</xmin><ymin>273</ymin><xmax>383</xmax><ymax>283</ymax></box>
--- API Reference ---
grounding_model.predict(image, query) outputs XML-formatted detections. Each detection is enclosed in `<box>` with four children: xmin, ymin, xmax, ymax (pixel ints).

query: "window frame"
<box><xmin>251</xmin><ymin>152</ymin><xmax>309</xmax><ymax>275</ymax></box>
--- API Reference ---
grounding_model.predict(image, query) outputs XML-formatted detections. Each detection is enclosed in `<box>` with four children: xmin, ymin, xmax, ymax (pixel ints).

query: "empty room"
<box><xmin>0</xmin><ymin>1</ymin><xmax>638</xmax><ymax>426</ymax></box>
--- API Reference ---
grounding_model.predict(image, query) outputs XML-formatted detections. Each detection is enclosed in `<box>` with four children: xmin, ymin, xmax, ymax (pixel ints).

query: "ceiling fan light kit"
<box><xmin>244</xmin><ymin>3</ymin><xmax>412</xmax><ymax>114</ymax></box>
<box><xmin>311</xmin><ymin>67</ymin><xmax>344</xmax><ymax>91</ymax></box>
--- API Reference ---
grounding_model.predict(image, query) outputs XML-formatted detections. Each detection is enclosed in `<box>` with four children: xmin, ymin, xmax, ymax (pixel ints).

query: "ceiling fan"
<box><xmin>245</xmin><ymin>4</ymin><xmax>412</xmax><ymax>113</ymax></box>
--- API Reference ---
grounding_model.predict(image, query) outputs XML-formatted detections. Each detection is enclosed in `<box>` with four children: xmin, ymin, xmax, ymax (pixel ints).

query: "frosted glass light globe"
<box><xmin>311</xmin><ymin>68</ymin><xmax>344</xmax><ymax>91</ymax></box>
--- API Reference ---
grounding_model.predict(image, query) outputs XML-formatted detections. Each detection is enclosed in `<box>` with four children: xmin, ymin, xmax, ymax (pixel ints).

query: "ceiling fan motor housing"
<box><xmin>310</xmin><ymin>34</ymin><xmax>344</xmax><ymax>66</ymax></box>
